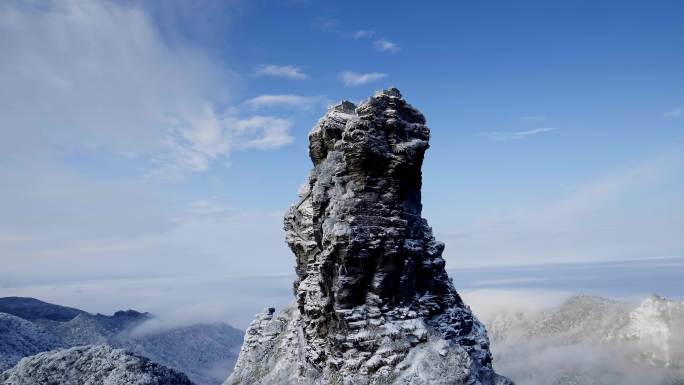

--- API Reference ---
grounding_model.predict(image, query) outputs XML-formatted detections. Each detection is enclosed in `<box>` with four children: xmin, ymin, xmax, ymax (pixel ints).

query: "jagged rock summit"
<box><xmin>227</xmin><ymin>88</ymin><xmax>512</xmax><ymax>385</ymax></box>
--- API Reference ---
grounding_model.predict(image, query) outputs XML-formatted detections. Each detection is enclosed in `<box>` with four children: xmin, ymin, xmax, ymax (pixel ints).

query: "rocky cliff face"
<box><xmin>0</xmin><ymin>345</ymin><xmax>193</xmax><ymax>385</ymax></box>
<box><xmin>227</xmin><ymin>88</ymin><xmax>512</xmax><ymax>385</ymax></box>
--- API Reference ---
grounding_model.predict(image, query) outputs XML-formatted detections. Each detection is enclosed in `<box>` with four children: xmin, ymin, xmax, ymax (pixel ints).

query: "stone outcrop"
<box><xmin>1</xmin><ymin>345</ymin><xmax>194</xmax><ymax>385</ymax></box>
<box><xmin>226</xmin><ymin>88</ymin><xmax>512</xmax><ymax>385</ymax></box>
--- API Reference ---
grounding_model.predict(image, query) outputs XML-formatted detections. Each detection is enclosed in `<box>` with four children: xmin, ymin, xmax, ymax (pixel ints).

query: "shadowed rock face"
<box><xmin>227</xmin><ymin>88</ymin><xmax>512</xmax><ymax>385</ymax></box>
<box><xmin>286</xmin><ymin>87</ymin><xmax>471</xmax><ymax>361</ymax></box>
<box><xmin>292</xmin><ymin>88</ymin><xmax>453</xmax><ymax>309</ymax></box>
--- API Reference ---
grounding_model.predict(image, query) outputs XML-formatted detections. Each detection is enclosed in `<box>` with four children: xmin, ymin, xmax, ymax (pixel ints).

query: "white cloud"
<box><xmin>0</xmin><ymin>0</ymin><xmax>297</xmax><ymax>286</ymax></box>
<box><xmin>521</xmin><ymin>115</ymin><xmax>548</xmax><ymax>122</ymax></box>
<box><xmin>186</xmin><ymin>200</ymin><xmax>234</xmax><ymax>217</ymax></box>
<box><xmin>254</xmin><ymin>64</ymin><xmax>308</xmax><ymax>79</ymax></box>
<box><xmin>374</xmin><ymin>39</ymin><xmax>400</xmax><ymax>52</ymax></box>
<box><xmin>231</xmin><ymin>115</ymin><xmax>294</xmax><ymax>150</ymax></box>
<box><xmin>0</xmin><ymin>0</ymin><xmax>296</xmax><ymax>179</ymax></box>
<box><xmin>0</xmin><ymin>0</ymin><xmax>210</xmax><ymax>155</ymax></box>
<box><xmin>351</xmin><ymin>30</ymin><xmax>375</xmax><ymax>38</ymax></box>
<box><xmin>338</xmin><ymin>71</ymin><xmax>388</xmax><ymax>87</ymax></box>
<box><xmin>664</xmin><ymin>107</ymin><xmax>683</xmax><ymax>119</ymax></box>
<box><xmin>164</xmin><ymin>106</ymin><xmax>231</xmax><ymax>172</ymax></box>
<box><xmin>244</xmin><ymin>94</ymin><xmax>328</xmax><ymax>110</ymax></box>
<box><xmin>161</xmin><ymin>107</ymin><xmax>294</xmax><ymax>174</ymax></box>
<box><xmin>485</xmin><ymin>127</ymin><xmax>559</xmax><ymax>141</ymax></box>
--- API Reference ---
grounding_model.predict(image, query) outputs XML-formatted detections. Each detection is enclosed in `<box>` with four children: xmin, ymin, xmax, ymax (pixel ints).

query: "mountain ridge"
<box><xmin>0</xmin><ymin>297</ymin><xmax>243</xmax><ymax>385</ymax></box>
<box><xmin>1</xmin><ymin>345</ymin><xmax>194</xmax><ymax>385</ymax></box>
<box><xmin>0</xmin><ymin>297</ymin><xmax>86</xmax><ymax>322</ymax></box>
<box><xmin>485</xmin><ymin>294</ymin><xmax>684</xmax><ymax>385</ymax></box>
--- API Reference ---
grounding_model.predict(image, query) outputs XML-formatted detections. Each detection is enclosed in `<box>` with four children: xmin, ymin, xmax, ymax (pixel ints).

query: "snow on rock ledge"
<box><xmin>226</xmin><ymin>88</ymin><xmax>512</xmax><ymax>385</ymax></box>
<box><xmin>1</xmin><ymin>345</ymin><xmax>194</xmax><ymax>385</ymax></box>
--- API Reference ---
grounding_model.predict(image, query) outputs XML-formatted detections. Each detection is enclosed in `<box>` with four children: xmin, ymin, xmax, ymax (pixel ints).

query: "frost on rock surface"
<box><xmin>226</xmin><ymin>88</ymin><xmax>512</xmax><ymax>385</ymax></box>
<box><xmin>0</xmin><ymin>345</ymin><xmax>193</xmax><ymax>385</ymax></box>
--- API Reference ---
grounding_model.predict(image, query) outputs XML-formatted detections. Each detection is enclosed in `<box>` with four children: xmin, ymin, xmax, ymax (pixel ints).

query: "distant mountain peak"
<box><xmin>0</xmin><ymin>297</ymin><xmax>86</xmax><ymax>322</ymax></box>
<box><xmin>113</xmin><ymin>309</ymin><xmax>141</xmax><ymax>315</ymax></box>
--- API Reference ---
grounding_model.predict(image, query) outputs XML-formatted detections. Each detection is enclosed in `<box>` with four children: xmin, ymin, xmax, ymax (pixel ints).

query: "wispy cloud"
<box><xmin>0</xmin><ymin>0</ymin><xmax>298</xmax><ymax>296</ymax></box>
<box><xmin>521</xmin><ymin>115</ymin><xmax>548</xmax><ymax>122</ymax></box>
<box><xmin>374</xmin><ymin>38</ymin><xmax>400</xmax><ymax>52</ymax></box>
<box><xmin>441</xmin><ymin>153</ymin><xmax>684</xmax><ymax>267</ymax></box>
<box><xmin>244</xmin><ymin>94</ymin><xmax>328</xmax><ymax>110</ymax></box>
<box><xmin>664</xmin><ymin>107</ymin><xmax>683</xmax><ymax>119</ymax></box>
<box><xmin>351</xmin><ymin>30</ymin><xmax>375</xmax><ymax>38</ymax></box>
<box><xmin>338</xmin><ymin>71</ymin><xmax>387</xmax><ymax>87</ymax></box>
<box><xmin>0</xmin><ymin>0</ymin><xmax>297</xmax><ymax>181</ymax></box>
<box><xmin>255</xmin><ymin>64</ymin><xmax>308</xmax><ymax>79</ymax></box>
<box><xmin>232</xmin><ymin>115</ymin><xmax>294</xmax><ymax>150</ymax></box>
<box><xmin>315</xmin><ymin>19</ymin><xmax>397</xmax><ymax>52</ymax></box>
<box><xmin>312</xmin><ymin>18</ymin><xmax>339</xmax><ymax>32</ymax></box>
<box><xmin>485</xmin><ymin>127</ymin><xmax>559</xmax><ymax>141</ymax></box>
<box><xmin>153</xmin><ymin>108</ymin><xmax>294</xmax><ymax>178</ymax></box>
<box><xmin>186</xmin><ymin>200</ymin><xmax>234</xmax><ymax>218</ymax></box>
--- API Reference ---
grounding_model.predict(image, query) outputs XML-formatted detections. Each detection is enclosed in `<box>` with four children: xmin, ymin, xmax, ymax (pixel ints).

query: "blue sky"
<box><xmin>1</xmin><ymin>0</ymin><xmax>683</xmax><ymax>286</ymax></box>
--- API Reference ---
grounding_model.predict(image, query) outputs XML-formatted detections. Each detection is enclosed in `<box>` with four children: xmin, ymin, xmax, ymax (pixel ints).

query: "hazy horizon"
<box><xmin>2</xmin><ymin>256</ymin><xmax>682</xmax><ymax>329</ymax></box>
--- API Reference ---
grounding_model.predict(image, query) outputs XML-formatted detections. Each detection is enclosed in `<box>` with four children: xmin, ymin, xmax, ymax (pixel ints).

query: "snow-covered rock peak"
<box><xmin>227</xmin><ymin>88</ymin><xmax>511</xmax><ymax>385</ymax></box>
